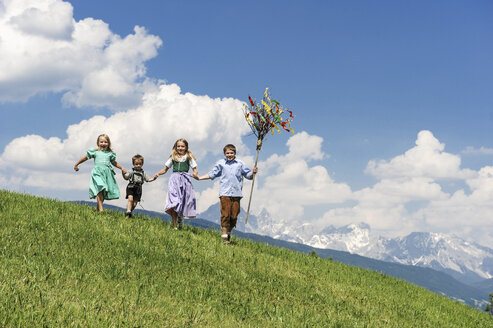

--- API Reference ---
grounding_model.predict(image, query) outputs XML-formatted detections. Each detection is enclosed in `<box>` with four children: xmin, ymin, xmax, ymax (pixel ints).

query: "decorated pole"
<box><xmin>243</xmin><ymin>88</ymin><xmax>295</xmax><ymax>224</ymax></box>
<box><xmin>244</xmin><ymin>139</ymin><xmax>262</xmax><ymax>224</ymax></box>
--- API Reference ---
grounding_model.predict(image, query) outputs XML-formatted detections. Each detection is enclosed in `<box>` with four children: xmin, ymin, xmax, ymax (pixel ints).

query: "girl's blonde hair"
<box><xmin>171</xmin><ymin>138</ymin><xmax>196</xmax><ymax>161</ymax></box>
<box><xmin>96</xmin><ymin>134</ymin><xmax>114</xmax><ymax>152</ymax></box>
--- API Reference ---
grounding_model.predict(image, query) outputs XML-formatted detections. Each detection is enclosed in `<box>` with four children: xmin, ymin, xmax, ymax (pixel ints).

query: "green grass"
<box><xmin>0</xmin><ymin>190</ymin><xmax>491</xmax><ymax>327</ymax></box>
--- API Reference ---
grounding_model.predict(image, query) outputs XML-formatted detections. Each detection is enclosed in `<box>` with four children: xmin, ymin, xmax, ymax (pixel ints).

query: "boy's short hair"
<box><xmin>223</xmin><ymin>144</ymin><xmax>236</xmax><ymax>154</ymax></box>
<box><xmin>132</xmin><ymin>154</ymin><xmax>144</xmax><ymax>165</ymax></box>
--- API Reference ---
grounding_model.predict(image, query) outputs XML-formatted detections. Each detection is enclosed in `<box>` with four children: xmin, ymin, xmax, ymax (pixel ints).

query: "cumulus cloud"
<box><xmin>318</xmin><ymin>177</ymin><xmax>448</xmax><ymax>235</ymax></box>
<box><xmin>0</xmin><ymin>0</ymin><xmax>162</xmax><ymax>110</ymax></box>
<box><xmin>195</xmin><ymin>181</ymin><xmax>222</xmax><ymax>213</ymax></box>
<box><xmin>1</xmin><ymin>135</ymin><xmax>68</xmax><ymax>170</ymax></box>
<box><xmin>252</xmin><ymin>131</ymin><xmax>352</xmax><ymax>222</ymax></box>
<box><xmin>0</xmin><ymin>84</ymin><xmax>250</xmax><ymax>210</ymax></box>
<box><xmin>366</xmin><ymin>130</ymin><xmax>475</xmax><ymax>180</ymax></box>
<box><xmin>317</xmin><ymin>130</ymin><xmax>493</xmax><ymax>246</ymax></box>
<box><xmin>419</xmin><ymin>166</ymin><xmax>493</xmax><ymax>235</ymax></box>
<box><xmin>9</xmin><ymin>0</ymin><xmax>74</xmax><ymax>40</ymax></box>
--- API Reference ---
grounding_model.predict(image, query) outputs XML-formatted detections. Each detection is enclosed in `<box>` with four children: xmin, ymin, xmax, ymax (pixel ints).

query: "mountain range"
<box><xmin>199</xmin><ymin>203</ymin><xmax>493</xmax><ymax>287</ymax></box>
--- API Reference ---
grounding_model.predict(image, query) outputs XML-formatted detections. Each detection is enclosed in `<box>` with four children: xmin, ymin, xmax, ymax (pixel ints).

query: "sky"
<box><xmin>1</xmin><ymin>0</ymin><xmax>493</xmax><ymax>247</ymax></box>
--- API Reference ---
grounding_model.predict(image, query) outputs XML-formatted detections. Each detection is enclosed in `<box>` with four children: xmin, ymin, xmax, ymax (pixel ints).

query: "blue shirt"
<box><xmin>208</xmin><ymin>158</ymin><xmax>253</xmax><ymax>197</ymax></box>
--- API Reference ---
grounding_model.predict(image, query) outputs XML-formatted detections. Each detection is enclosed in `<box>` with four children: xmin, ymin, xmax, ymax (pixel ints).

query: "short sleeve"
<box><xmin>124</xmin><ymin>169</ymin><xmax>133</xmax><ymax>179</ymax></box>
<box><xmin>86</xmin><ymin>148</ymin><xmax>96</xmax><ymax>159</ymax></box>
<box><xmin>189</xmin><ymin>157</ymin><xmax>197</xmax><ymax>168</ymax></box>
<box><xmin>109</xmin><ymin>152</ymin><xmax>116</xmax><ymax>162</ymax></box>
<box><xmin>165</xmin><ymin>158</ymin><xmax>173</xmax><ymax>168</ymax></box>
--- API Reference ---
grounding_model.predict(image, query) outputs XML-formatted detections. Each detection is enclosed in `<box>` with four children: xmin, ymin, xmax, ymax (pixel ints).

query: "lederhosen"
<box><xmin>126</xmin><ymin>169</ymin><xmax>145</xmax><ymax>201</ymax></box>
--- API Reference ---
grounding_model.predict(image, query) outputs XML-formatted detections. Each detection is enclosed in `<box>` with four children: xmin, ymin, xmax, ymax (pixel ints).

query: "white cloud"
<box><xmin>0</xmin><ymin>84</ymin><xmax>250</xmax><ymax>212</ymax></box>
<box><xmin>317</xmin><ymin>130</ymin><xmax>493</xmax><ymax>246</ymax></box>
<box><xmin>194</xmin><ymin>181</ymin><xmax>221</xmax><ymax>213</ymax></box>
<box><xmin>1</xmin><ymin>135</ymin><xmax>68</xmax><ymax>170</ymax></box>
<box><xmin>366</xmin><ymin>130</ymin><xmax>475</xmax><ymax>180</ymax></box>
<box><xmin>419</xmin><ymin>166</ymin><xmax>493</xmax><ymax>234</ymax></box>
<box><xmin>9</xmin><ymin>0</ymin><xmax>74</xmax><ymax>40</ymax></box>
<box><xmin>317</xmin><ymin>177</ymin><xmax>448</xmax><ymax>235</ymax></box>
<box><xmin>252</xmin><ymin>131</ymin><xmax>352</xmax><ymax>222</ymax></box>
<box><xmin>0</xmin><ymin>0</ymin><xmax>162</xmax><ymax>110</ymax></box>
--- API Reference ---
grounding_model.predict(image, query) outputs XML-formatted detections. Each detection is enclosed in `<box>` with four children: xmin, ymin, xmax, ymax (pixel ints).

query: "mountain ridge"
<box><xmin>198</xmin><ymin>203</ymin><xmax>493</xmax><ymax>286</ymax></box>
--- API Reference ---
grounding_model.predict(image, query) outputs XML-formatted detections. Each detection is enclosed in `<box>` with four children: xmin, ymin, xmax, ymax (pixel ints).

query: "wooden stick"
<box><xmin>245</xmin><ymin>139</ymin><xmax>262</xmax><ymax>224</ymax></box>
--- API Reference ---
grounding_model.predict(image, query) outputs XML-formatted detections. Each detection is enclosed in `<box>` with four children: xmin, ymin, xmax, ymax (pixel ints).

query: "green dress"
<box><xmin>87</xmin><ymin>149</ymin><xmax>120</xmax><ymax>200</ymax></box>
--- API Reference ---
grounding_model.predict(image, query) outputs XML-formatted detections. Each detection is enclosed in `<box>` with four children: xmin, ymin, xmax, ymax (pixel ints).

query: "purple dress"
<box><xmin>164</xmin><ymin>157</ymin><xmax>197</xmax><ymax>218</ymax></box>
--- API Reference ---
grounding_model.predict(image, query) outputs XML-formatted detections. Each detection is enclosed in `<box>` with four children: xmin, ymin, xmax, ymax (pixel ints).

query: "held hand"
<box><xmin>74</xmin><ymin>165</ymin><xmax>79</xmax><ymax>172</ymax></box>
<box><xmin>153</xmin><ymin>174</ymin><xmax>159</xmax><ymax>180</ymax></box>
<box><xmin>122</xmin><ymin>168</ymin><xmax>127</xmax><ymax>175</ymax></box>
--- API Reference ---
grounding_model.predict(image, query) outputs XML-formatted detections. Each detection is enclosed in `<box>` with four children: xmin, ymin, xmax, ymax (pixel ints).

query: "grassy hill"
<box><xmin>0</xmin><ymin>191</ymin><xmax>491</xmax><ymax>327</ymax></box>
<box><xmin>95</xmin><ymin>201</ymin><xmax>490</xmax><ymax>308</ymax></box>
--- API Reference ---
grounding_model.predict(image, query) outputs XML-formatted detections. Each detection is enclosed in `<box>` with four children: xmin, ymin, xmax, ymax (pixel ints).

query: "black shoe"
<box><xmin>125</xmin><ymin>211</ymin><xmax>132</xmax><ymax>218</ymax></box>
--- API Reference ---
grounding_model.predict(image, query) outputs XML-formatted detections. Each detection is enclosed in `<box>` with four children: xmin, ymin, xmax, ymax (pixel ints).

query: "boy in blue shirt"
<box><xmin>194</xmin><ymin>144</ymin><xmax>257</xmax><ymax>244</ymax></box>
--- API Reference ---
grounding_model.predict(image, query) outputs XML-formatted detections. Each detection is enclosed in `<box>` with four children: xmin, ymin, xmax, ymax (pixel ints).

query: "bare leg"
<box><xmin>126</xmin><ymin>196</ymin><xmax>134</xmax><ymax>213</ymax></box>
<box><xmin>166</xmin><ymin>208</ymin><xmax>178</xmax><ymax>229</ymax></box>
<box><xmin>96</xmin><ymin>192</ymin><xmax>104</xmax><ymax>212</ymax></box>
<box><xmin>132</xmin><ymin>200</ymin><xmax>138</xmax><ymax>211</ymax></box>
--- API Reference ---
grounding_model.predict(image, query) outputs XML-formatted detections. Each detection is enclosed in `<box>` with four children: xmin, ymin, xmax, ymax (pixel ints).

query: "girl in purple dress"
<box><xmin>154</xmin><ymin>139</ymin><xmax>198</xmax><ymax>229</ymax></box>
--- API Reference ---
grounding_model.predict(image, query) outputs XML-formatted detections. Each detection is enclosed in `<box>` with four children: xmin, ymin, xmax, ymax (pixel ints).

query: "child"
<box><xmin>154</xmin><ymin>139</ymin><xmax>198</xmax><ymax>230</ymax></box>
<box><xmin>122</xmin><ymin>154</ymin><xmax>156</xmax><ymax>217</ymax></box>
<box><xmin>194</xmin><ymin>144</ymin><xmax>257</xmax><ymax>244</ymax></box>
<box><xmin>74</xmin><ymin>134</ymin><xmax>126</xmax><ymax>212</ymax></box>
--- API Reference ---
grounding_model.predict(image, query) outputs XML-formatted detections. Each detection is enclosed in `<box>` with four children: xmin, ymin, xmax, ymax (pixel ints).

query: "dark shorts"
<box><xmin>126</xmin><ymin>184</ymin><xmax>142</xmax><ymax>202</ymax></box>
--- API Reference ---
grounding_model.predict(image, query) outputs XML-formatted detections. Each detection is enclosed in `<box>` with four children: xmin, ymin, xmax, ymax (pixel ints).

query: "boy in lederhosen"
<box><xmin>123</xmin><ymin>154</ymin><xmax>156</xmax><ymax>217</ymax></box>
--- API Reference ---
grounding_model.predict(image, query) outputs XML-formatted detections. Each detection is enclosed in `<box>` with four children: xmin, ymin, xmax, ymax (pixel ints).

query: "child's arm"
<box><xmin>191</xmin><ymin>167</ymin><xmax>199</xmax><ymax>180</ymax></box>
<box><xmin>122</xmin><ymin>170</ymin><xmax>130</xmax><ymax>180</ymax></box>
<box><xmin>250</xmin><ymin>166</ymin><xmax>258</xmax><ymax>178</ymax></box>
<box><xmin>145</xmin><ymin>171</ymin><xmax>157</xmax><ymax>182</ymax></box>
<box><xmin>112</xmin><ymin>161</ymin><xmax>127</xmax><ymax>175</ymax></box>
<box><xmin>195</xmin><ymin>160</ymin><xmax>222</xmax><ymax>180</ymax></box>
<box><xmin>153</xmin><ymin>166</ymin><xmax>169</xmax><ymax>180</ymax></box>
<box><xmin>195</xmin><ymin>173</ymin><xmax>211</xmax><ymax>181</ymax></box>
<box><xmin>74</xmin><ymin>155</ymin><xmax>88</xmax><ymax>172</ymax></box>
<box><xmin>244</xmin><ymin>165</ymin><xmax>258</xmax><ymax>179</ymax></box>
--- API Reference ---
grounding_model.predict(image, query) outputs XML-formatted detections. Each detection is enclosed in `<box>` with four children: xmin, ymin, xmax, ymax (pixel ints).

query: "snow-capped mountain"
<box><xmin>309</xmin><ymin>224</ymin><xmax>493</xmax><ymax>285</ymax></box>
<box><xmin>198</xmin><ymin>203</ymin><xmax>493</xmax><ymax>285</ymax></box>
<box><xmin>378</xmin><ymin>232</ymin><xmax>493</xmax><ymax>284</ymax></box>
<box><xmin>308</xmin><ymin>224</ymin><xmax>493</xmax><ymax>285</ymax></box>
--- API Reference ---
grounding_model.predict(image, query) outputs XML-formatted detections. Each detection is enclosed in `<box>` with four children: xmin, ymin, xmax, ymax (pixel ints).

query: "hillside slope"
<box><xmin>105</xmin><ymin>203</ymin><xmax>490</xmax><ymax>308</ymax></box>
<box><xmin>0</xmin><ymin>191</ymin><xmax>491</xmax><ymax>327</ymax></box>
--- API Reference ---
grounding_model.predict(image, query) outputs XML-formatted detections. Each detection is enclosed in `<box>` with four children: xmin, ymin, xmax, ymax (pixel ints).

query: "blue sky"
<box><xmin>1</xmin><ymin>0</ymin><xmax>493</xmax><ymax>246</ymax></box>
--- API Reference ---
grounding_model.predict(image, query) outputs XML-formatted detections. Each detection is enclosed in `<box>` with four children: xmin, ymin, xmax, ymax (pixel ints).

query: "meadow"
<box><xmin>0</xmin><ymin>190</ymin><xmax>491</xmax><ymax>327</ymax></box>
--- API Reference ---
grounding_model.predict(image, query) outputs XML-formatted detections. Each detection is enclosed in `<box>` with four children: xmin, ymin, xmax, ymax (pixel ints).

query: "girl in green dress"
<box><xmin>74</xmin><ymin>134</ymin><xmax>127</xmax><ymax>212</ymax></box>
